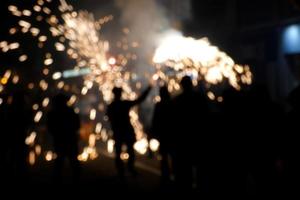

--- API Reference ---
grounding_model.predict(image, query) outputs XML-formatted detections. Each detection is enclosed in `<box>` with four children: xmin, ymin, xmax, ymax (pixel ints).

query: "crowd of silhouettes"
<box><xmin>2</xmin><ymin>75</ymin><xmax>300</xmax><ymax>196</ymax></box>
<box><xmin>150</xmin><ymin>76</ymin><xmax>300</xmax><ymax>196</ymax></box>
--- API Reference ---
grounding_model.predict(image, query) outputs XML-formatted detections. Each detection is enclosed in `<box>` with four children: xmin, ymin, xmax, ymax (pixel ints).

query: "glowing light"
<box><xmin>8</xmin><ymin>5</ymin><xmax>18</xmax><ymax>12</ymax></box>
<box><xmin>25</xmin><ymin>132</ymin><xmax>37</xmax><ymax>146</ymax></box>
<box><xmin>67</xmin><ymin>95</ymin><xmax>76</xmax><ymax>106</ymax></box>
<box><xmin>18</xmin><ymin>20</ymin><xmax>31</xmax><ymax>28</ymax></box>
<box><xmin>89</xmin><ymin>109</ymin><xmax>96</xmax><ymax>120</ymax></box>
<box><xmin>43</xmin><ymin>68</ymin><xmax>49</xmax><ymax>75</ymax></box>
<box><xmin>149</xmin><ymin>139</ymin><xmax>160</xmax><ymax>152</ymax></box>
<box><xmin>120</xmin><ymin>153</ymin><xmax>129</xmax><ymax>160</ymax></box>
<box><xmin>35</xmin><ymin>145</ymin><xmax>42</xmax><ymax>155</ymax></box>
<box><xmin>134</xmin><ymin>138</ymin><xmax>148</xmax><ymax>155</ymax></box>
<box><xmin>207</xmin><ymin>91</ymin><xmax>216</xmax><ymax>101</ymax></box>
<box><xmin>39</xmin><ymin>80</ymin><xmax>48</xmax><ymax>91</ymax></box>
<box><xmin>81</xmin><ymin>87</ymin><xmax>88</xmax><ymax>95</ymax></box>
<box><xmin>45</xmin><ymin>151</ymin><xmax>57</xmax><ymax>161</ymax></box>
<box><xmin>30</xmin><ymin>27</ymin><xmax>40</xmax><ymax>36</ymax></box>
<box><xmin>52</xmin><ymin>72</ymin><xmax>62</xmax><ymax>80</ymax></box>
<box><xmin>95</xmin><ymin>123</ymin><xmax>102</xmax><ymax>134</ymax></box>
<box><xmin>153</xmin><ymin>30</ymin><xmax>252</xmax><ymax>89</ymax></box>
<box><xmin>22</xmin><ymin>10</ymin><xmax>32</xmax><ymax>16</ymax></box>
<box><xmin>55</xmin><ymin>42</ymin><xmax>65</xmax><ymax>51</ymax></box>
<box><xmin>42</xmin><ymin>97</ymin><xmax>50</xmax><ymax>107</ymax></box>
<box><xmin>34</xmin><ymin>111</ymin><xmax>43</xmax><ymax>123</ymax></box>
<box><xmin>108</xmin><ymin>57</ymin><xmax>116</xmax><ymax>65</ymax></box>
<box><xmin>1</xmin><ymin>78</ymin><xmax>8</xmax><ymax>85</ymax></box>
<box><xmin>38</xmin><ymin>35</ymin><xmax>47</xmax><ymax>42</ymax></box>
<box><xmin>29</xmin><ymin>151</ymin><xmax>36</xmax><ymax>165</ymax></box>
<box><xmin>32</xmin><ymin>104</ymin><xmax>39</xmax><ymax>110</ymax></box>
<box><xmin>19</xmin><ymin>55</ymin><xmax>28</xmax><ymax>62</ymax></box>
<box><xmin>33</xmin><ymin>5</ymin><xmax>42</xmax><ymax>12</ymax></box>
<box><xmin>9</xmin><ymin>28</ymin><xmax>17</xmax><ymax>35</ymax></box>
<box><xmin>44</xmin><ymin>58</ymin><xmax>53</xmax><ymax>66</ymax></box>
<box><xmin>57</xmin><ymin>81</ymin><xmax>64</xmax><ymax>89</ymax></box>
<box><xmin>107</xmin><ymin>139</ymin><xmax>115</xmax><ymax>154</ymax></box>
<box><xmin>9</xmin><ymin>42</ymin><xmax>20</xmax><ymax>50</ymax></box>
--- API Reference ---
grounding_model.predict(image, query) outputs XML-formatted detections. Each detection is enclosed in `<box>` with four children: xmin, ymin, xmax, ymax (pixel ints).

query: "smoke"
<box><xmin>114</xmin><ymin>0</ymin><xmax>174</xmax><ymax>129</ymax></box>
<box><xmin>115</xmin><ymin>0</ymin><xmax>171</xmax><ymax>76</ymax></box>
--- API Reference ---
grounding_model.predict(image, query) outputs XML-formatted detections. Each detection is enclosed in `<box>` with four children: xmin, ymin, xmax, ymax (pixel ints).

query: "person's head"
<box><xmin>180</xmin><ymin>76</ymin><xmax>193</xmax><ymax>92</ymax></box>
<box><xmin>112</xmin><ymin>87</ymin><xmax>122</xmax><ymax>100</ymax></box>
<box><xmin>159</xmin><ymin>86</ymin><xmax>170</xmax><ymax>101</ymax></box>
<box><xmin>52</xmin><ymin>93</ymin><xmax>69</xmax><ymax>109</ymax></box>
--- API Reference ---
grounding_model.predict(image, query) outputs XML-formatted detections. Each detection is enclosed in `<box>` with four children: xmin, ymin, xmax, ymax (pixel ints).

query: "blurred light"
<box><xmin>57</xmin><ymin>81</ymin><xmax>64</xmax><ymax>89</ymax></box>
<box><xmin>9</xmin><ymin>28</ymin><xmax>17</xmax><ymax>35</ymax></box>
<box><xmin>9</xmin><ymin>42</ymin><xmax>20</xmax><ymax>50</ymax></box>
<box><xmin>89</xmin><ymin>134</ymin><xmax>96</xmax><ymax>147</ymax></box>
<box><xmin>207</xmin><ymin>91</ymin><xmax>215</xmax><ymax>100</ymax></box>
<box><xmin>107</xmin><ymin>139</ymin><xmax>115</xmax><ymax>154</ymax></box>
<box><xmin>43</xmin><ymin>68</ymin><xmax>49</xmax><ymax>75</ymax></box>
<box><xmin>32</xmin><ymin>104</ymin><xmax>39</xmax><ymax>111</ymax></box>
<box><xmin>34</xmin><ymin>111</ymin><xmax>43</xmax><ymax>123</ymax></box>
<box><xmin>33</xmin><ymin>5</ymin><xmax>42</xmax><ymax>12</ymax></box>
<box><xmin>108</xmin><ymin>57</ymin><xmax>116</xmax><ymax>65</ymax></box>
<box><xmin>282</xmin><ymin>24</ymin><xmax>300</xmax><ymax>53</ymax></box>
<box><xmin>149</xmin><ymin>139</ymin><xmax>160</xmax><ymax>152</ymax></box>
<box><xmin>29</xmin><ymin>151</ymin><xmax>36</xmax><ymax>165</ymax></box>
<box><xmin>52</xmin><ymin>72</ymin><xmax>62</xmax><ymax>80</ymax></box>
<box><xmin>67</xmin><ymin>95</ymin><xmax>76</xmax><ymax>106</ymax></box>
<box><xmin>55</xmin><ymin>42</ymin><xmax>65</xmax><ymax>51</ymax></box>
<box><xmin>45</xmin><ymin>151</ymin><xmax>56</xmax><ymax>161</ymax></box>
<box><xmin>22</xmin><ymin>10</ymin><xmax>32</xmax><ymax>16</ymax></box>
<box><xmin>63</xmin><ymin>68</ymin><xmax>91</xmax><ymax>78</ymax></box>
<box><xmin>81</xmin><ymin>87</ymin><xmax>88</xmax><ymax>95</ymax></box>
<box><xmin>42</xmin><ymin>97</ymin><xmax>50</xmax><ymax>107</ymax></box>
<box><xmin>18</xmin><ymin>20</ymin><xmax>31</xmax><ymax>28</ymax></box>
<box><xmin>25</xmin><ymin>132</ymin><xmax>37</xmax><ymax>146</ymax></box>
<box><xmin>44</xmin><ymin>58</ymin><xmax>53</xmax><ymax>65</ymax></box>
<box><xmin>39</xmin><ymin>80</ymin><xmax>48</xmax><ymax>91</ymax></box>
<box><xmin>134</xmin><ymin>138</ymin><xmax>148</xmax><ymax>155</ymax></box>
<box><xmin>28</xmin><ymin>83</ymin><xmax>35</xmax><ymax>89</ymax></box>
<box><xmin>95</xmin><ymin>123</ymin><xmax>102</xmax><ymax>134</ymax></box>
<box><xmin>8</xmin><ymin>5</ymin><xmax>18</xmax><ymax>12</ymax></box>
<box><xmin>120</xmin><ymin>153</ymin><xmax>129</xmax><ymax>160</ymax></box>
<box><xmin>12</xmin><ymin>75</ymin><xmax>20</xmax><ymax>84</ymax></box>
<box><xmin>30</xmin><ymin>27</ymin><xmax>40</xmax><ymax>36</ymax></box>
<box><xmin>90</xmin><ymin>109</ymin><xmax>96</xmax><ymax>120</ymax></box>
<box><xmin>39</xmin><ymin>35</ymin><xmax>47</xmax><ymax>42</ymax></box>
<box><xmin>35</xmin><ymin>145</ymin><xmax>42</xmax><ymax>155</ymax></box>
<box><xmin>1</xmin><ymin>78</ymin><xmax>8</xmax><ymax>85</ymax></box>
<box><xmin>19</xmin><ymin>55</ymin><xmax>28</xmax><ymax>62</ymax></box>
<box><xmin>217</xmin><ymin>96</ymin><xmax>224</xmax><ymax>103</ymax></box>
<box><xmin>101</xmin><ymin>129</ymin><xmax>108</xmax><ymax>142</ymax></box>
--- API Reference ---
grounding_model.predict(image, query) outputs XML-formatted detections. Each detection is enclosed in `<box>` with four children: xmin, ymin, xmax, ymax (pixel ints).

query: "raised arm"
<box><xmin>131</xmin><ymin>86</ymin><xmax>152</xmax><ymax>106</ymax></box>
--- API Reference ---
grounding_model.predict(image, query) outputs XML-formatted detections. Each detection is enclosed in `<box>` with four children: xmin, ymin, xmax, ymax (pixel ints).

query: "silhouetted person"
<box><xmin>172</xmin><ymin>76</ymin><xmax>209</xmax><ymax>190</ymax></box>
<box><xmin>285</xmin><ymin>85</ymin><xmax>300</xmax><ymax>195</ymax></box>
<box><xmin>47</xmin><ymin>94</ymin><xmax>81</xmax><ymax>183</ymax></box>
<box><xmin>151</xmin><ymin>86</ymin><xmax>173</xmax><ymax>183</ymax></box>
<box><xmin>107</xmin><ymin>86</ymin><xmax>151</xmax><ymax>178</ymax></box>
<box><xmin>8</xmin><ymin>90</ymin><xmax>31</xmax><ymax>182</ymax></box>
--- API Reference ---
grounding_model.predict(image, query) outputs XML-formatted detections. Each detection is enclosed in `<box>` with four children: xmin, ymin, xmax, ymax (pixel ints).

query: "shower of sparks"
<box><xmin>0</xmin><ymin>0</ymin><xmax>252</xmax><ymax>165</ymax></box>
<box><xmin>153</xmin><ymin>31</ymin><xmax>252</xmax><ymax>92</ymax></box>
<box><xmin>0</xmin><ymin>0</ymin><xmax>153</xmax><ymax>164</ymax></box>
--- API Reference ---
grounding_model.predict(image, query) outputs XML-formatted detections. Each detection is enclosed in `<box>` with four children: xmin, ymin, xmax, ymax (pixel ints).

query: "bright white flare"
<box><xmin>153</xmin><ymin>30</ymin><xmax>252</xmax><ymax>89</ymax></box>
